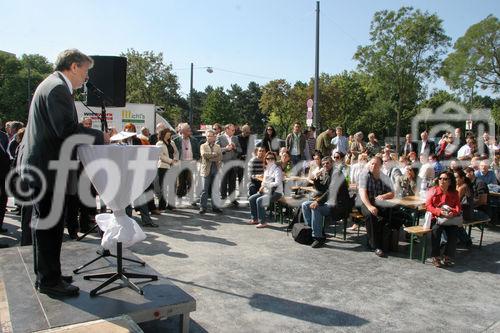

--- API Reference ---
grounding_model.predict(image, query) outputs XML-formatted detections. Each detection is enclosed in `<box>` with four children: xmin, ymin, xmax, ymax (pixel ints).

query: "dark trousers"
<box><xmin>32</xmin><ymin>190</ymin><xmax>67</xmax><ymax>286</ymax></box>
<box><xmin>65</xmin><ymin>194</ymin><xmax>80</xmax><ymax>235</ymax></box>
<box><xmin>361</xmin><ymin>205</ymin><xmax>391</xmax><ymax>250</ymax></box>
<box><xmin>248</xmin><ymin>179</ymin><xmax>262</xmax><ymax>197</ymax></box>
<box><xmin>176</xmin><ymin>169</ymin><xmax>193</xmax><ymax>198</ymax></box>
<box><xmin>21</xmin><ymin>205</ymin><xmax>33</xmax><ymax>246</ymax></box>
<box><xmin>221</xmin><ymin>167</ymin><xmax>237</xmax><ymax>200</ymax></box>
<box><xmin>431</xmin><ymin>224</ymin><xmax>458</xmax><ymax>258</ymax></box>
<box><xmin>157</xmin><ymin>168</ymin><xmax>167</xmax><ymax>209</ymax></box>
<box><xmin>0</xmin><ymin>175</ymin><xmax>7</xmax><ymax>228</ymax></box>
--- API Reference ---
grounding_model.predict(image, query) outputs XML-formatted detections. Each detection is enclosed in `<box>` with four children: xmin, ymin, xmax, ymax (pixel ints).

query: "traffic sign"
<box><xmin>306</xmin><ymin>118</ymin><xmax>313</xmax><ymax>126</ymax></box>
<box><xmin>306</xmin><ymin>110</ymin><xmax>313</xmax><ymax>119</ymax></box>
<box><xmin>306</xmin><ymin>99</ymin><xmax>313</xmax><ymax>108</ymax></box>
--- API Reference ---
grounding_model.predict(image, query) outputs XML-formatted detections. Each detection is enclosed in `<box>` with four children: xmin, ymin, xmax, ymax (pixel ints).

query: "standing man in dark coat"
<box><xmin>21</xmin><ymin>49</ymin><xmax>106</xmax><ymax>297</ymax></box>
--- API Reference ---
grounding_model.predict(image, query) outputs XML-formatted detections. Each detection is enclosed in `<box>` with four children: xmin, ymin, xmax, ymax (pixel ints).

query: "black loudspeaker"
<box><xmin>86</xmin><ymin>56</ymin><xmax>127</xmax><ymax>107</ymax></box>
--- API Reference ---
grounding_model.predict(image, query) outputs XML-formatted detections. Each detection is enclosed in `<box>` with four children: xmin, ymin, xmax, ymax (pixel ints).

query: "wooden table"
<box><xmin>386</xmin><ymin>195</ymin><xmax>426</xmax><ymax>209</ymax></box>
<box><xmin>386</xmin><ymin>195</ymin><xmax>426</xmax><ymax>226</ymax></box>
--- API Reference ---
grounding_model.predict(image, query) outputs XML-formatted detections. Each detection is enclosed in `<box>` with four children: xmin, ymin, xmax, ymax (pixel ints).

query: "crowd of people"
<box><xmin>1</xmin><ymin>50</ymin><xmax>500</xmax><ymax>299</ymax></box>
<box><xmin>2</xmin><ymin>118</ymin><xmax>500</xmax><ymax>260</ymax></box>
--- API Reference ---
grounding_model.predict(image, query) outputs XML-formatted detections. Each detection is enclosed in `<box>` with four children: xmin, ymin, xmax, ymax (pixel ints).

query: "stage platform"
<box><xmin>0</xmin><ymin>241</ymin><xmax>196</xmax><ymax>333</ymax></box>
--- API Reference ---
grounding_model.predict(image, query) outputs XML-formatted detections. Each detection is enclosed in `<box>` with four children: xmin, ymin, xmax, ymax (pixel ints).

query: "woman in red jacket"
<box><xmin>426</xmin><ymin>171</ymin><xmax>462</xmax><ymax>268</ymax></box>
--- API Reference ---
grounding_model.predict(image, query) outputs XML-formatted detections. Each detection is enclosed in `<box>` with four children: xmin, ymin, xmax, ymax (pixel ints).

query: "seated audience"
<box><xmin>358</xmin><ymin>156</ymin><xmax>395</xmax><ymax>257</ymax></box>
<box><xmin>247</xmin><ymin>152</ymin><xmax>284</xmax><ymax>228</ymax></box>
<box><xmin>301</xmin><ymin>157</ymin><xmax>351</xmax><ymax>248</ymax></box>
<box><xmin>426</xmin><ymin>171</ymin><xmax>461</xmax><ymax>268</ymax></box>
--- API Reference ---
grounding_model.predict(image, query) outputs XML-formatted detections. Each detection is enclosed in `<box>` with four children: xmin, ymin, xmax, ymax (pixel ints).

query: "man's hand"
<box><xmin>258</xmin><ymin>186</ymin><xmax>264</xmax><ymax>193</ymax></box>
<box><xmin>368</xmin><ymin>205</ymin><xmax>378</xmax><ymax>216</ymax></box>
<box><xmin>310</xmin><ymin>201</ymin><xmax>319</xmax><ymax>209</ymax></box>
<box><xmin>375</xmin><ymin>194</ymin><xmax>385</xmax><ymax>201</ymax></box>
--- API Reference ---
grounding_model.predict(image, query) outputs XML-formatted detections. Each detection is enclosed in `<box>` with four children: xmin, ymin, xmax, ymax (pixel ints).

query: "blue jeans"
<box><xmin>301</xmin><ymin>200</ymin><xmax>332</xmax><ymax>238</ymax></box>
<box><xmin>200</xmin><ymin>171</ymin><xmax>217</xmax><ymax>209</ymax></box>
<box><xmin>249</xmin><ymin>192</ymin><xmax>282</xmax><ymax>223</ymax></box>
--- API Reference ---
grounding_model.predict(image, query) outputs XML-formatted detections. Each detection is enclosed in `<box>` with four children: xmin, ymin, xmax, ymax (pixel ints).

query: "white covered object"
<box><xmin>78</xmin><ymin>145</ymin><xmax>160</xmax><ymax>249</ymax></box>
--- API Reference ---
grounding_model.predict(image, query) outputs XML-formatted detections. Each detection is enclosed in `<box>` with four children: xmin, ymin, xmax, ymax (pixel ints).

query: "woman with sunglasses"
<box><xmin>247</xmin><ymin>152</ymin><xmax>284</xmax><ymax>228</ymax></box>
<box><xmin>261</xmin><ymin>125</ymin><xmax>279</xmax><ymax>154</ymax></box>
<box><xmin>426</xmin><ymin>171</ymin><xmax>462</xmax><ymax>267</ymax></box>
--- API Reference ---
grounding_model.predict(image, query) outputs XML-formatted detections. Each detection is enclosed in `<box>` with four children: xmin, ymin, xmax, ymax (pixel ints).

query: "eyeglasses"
<box><xmin>439</xmin><ymin>177</ymin><xmax>449</xmax><ymax>181</ymax></box>
<box><xmin>266</xmin><ymin>157</ymin><xmax>275</xmax><ymax>160</ymax></box>
<box><xmin>334</xmin><ymin>156</ymin><xmax>341</xmax><ymax>159</ymax></box>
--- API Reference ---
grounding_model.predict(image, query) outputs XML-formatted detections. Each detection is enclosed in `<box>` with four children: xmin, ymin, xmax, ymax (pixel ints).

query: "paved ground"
<box><xmin>2</xmin><ymin>200</ymin><xmax>500</xmax><ymax>332</ymax></box>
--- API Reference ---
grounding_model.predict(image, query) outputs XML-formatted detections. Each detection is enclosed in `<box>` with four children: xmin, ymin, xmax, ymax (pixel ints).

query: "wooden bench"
<box><xmin>403</xmin><ymin>225</ymin><xmax>432</xmax><ymax>263</ymax></box>
<box><xmin>463</xmin><ymin>216</ymin><xmax>490</xmax><ymax>248</ymax></box>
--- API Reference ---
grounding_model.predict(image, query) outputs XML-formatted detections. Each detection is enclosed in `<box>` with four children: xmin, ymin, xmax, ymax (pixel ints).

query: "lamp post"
<box><xmin>189</xmin><ymin>63</ymin><xmax>213</xmax><ymax>125</ymax></box>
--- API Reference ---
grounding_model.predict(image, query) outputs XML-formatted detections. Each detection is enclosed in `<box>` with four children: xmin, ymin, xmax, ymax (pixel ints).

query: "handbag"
<box><xmin>291</xmin><ymin>223</ymin><xmax>313</xmax><ymax>245</ymax></box>
<box><xmin>436</xmin><ymin>215</ymin><xmax>463</xmax><ymax>227</ymax></box>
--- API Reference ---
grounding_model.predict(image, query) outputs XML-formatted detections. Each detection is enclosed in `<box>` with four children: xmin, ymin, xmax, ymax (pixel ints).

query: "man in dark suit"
<box><xmin>416</xmin><ymin>130</ymin><xmax>436</xmax><ymax>157</ymax></box>
<box><xmin>216</xmin><ymin>123</ymin><xmax>242</xmax><ymax>207</ymax></box>
<box><xmin>21</xmin><ymin>49</ymin><xmax>106</xmax><ymax>297</ymax></box>
<box><xmin>400</xmin><ymin>133</ymin><xmax>417</xmax><ymax>156</ymax></box>
<box><xmin>173</xmin><ymin>123</ymin><xmax>200</xmax><ymax>205</ymax></box>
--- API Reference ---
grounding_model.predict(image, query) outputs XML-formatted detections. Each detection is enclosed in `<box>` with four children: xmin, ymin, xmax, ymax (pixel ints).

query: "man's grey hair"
<box><xmin>10</xmin><ymin>121</ymin><xmax>24</xmax><ymax>133</ymax></box>
<box><xmin>55</xmin><ymin>49</ymin><xmax>93</xmax><ymax>71</ymax></box>
<box><xmin>205</xmin><ymin>129</ymin><xmax>216</xmax><ymax>136</ymax></box>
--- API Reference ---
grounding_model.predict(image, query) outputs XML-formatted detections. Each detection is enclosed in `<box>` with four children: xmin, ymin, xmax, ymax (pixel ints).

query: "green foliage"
<box><xmin>121</xmin><ymin>48</ymin><xmax>180</xmax><ymax>111</ymax></box>
<box><xmin>259</xmin><ymin>79</ymin><xmax>294</xmax><ymax>137</ymax></box>
<box><xmin>201</xmin><ymin>87</ymin><xmax>233</xmax><ymax>125</ymax></box>
<box><xmin>441</xmin><ymin>15</ymin><xmax>500</xmax><ymax>96</ymax></box>
<box><xmin>354</xmin><ymin>6</ymin><xmax>451</xmax><ymax>149</ymax></box>
<box><xmin>0</xmin><ymin>52</ymin><xmax>52</xmax><ymax>122</ymax></box>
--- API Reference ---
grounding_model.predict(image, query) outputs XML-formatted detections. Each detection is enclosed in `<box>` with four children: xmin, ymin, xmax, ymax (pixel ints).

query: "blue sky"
<box><xmin>1</xmin><ymin>0</ymin><xmax>498</xmax><ymax>97</ymax></box>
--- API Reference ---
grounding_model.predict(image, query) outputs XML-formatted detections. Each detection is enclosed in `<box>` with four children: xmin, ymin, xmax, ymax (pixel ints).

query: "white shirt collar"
<box><xmin>57</xmin><ymin>71</ymin><xmax>73</xmax><ymax>93</ymax></box>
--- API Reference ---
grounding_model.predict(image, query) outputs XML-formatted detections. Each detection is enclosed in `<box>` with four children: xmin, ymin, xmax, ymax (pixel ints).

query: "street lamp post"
<box><xmin>189</xmin><ymin>63</ymin><xmax>213</xmax><ymax>126</ymax></box>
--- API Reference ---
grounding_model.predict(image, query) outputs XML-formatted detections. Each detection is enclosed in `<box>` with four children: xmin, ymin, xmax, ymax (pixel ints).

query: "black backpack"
<box><xmin>291</xmin><ymin>223</ymin><xmax>313</xmax><ymax>245</ymax></box>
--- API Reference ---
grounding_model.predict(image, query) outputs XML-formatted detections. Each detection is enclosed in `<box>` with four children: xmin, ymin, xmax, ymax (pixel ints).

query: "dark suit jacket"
<box><xmin>416</xmin><ymin>140</ymin><xmax>436</xmax><ymax>156</ymax></box>
<box><xmin>21</xmin><ymin>72</ymin><xmax>104</xmax><ymax>189</ymax></box>
<box><xmin>400</xmin><ymin>141</ymin><xmax>417</xmax><ymax>156</ymax></box>
<box><xmin>0</xmin><ymin>131</ymin><xmax>8</xmax><ymax>151</ymax></box>
<box><xmin>173</xmin><ymin>135</ymin><xmax>200</xmax><ymax>160</ymax></box>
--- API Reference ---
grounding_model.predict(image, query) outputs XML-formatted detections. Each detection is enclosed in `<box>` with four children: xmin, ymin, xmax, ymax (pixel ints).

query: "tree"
<box><xmin>0</xmin><ymin>53</ymin><xmax>52</xmax><ymax>122</ymax></box>
<box><xmin>441</xmin><ymin>15</ymin><xmax>500</xmax><ymax>99</ymax></box>
<box><xmin>242</xmin><ymin>82</ymin><xmax>265</xmax><ymax>135</ymax></box>
<box><xmin>259</xmin><ymin>79</ymin><xmax>293</xmax><ymax>137</ymax></box>
<box><xmin>121</xmin><ymin>49</ymin><xmax>181</xmax><ymax>117</ymax></box>
<box><xmin>354</xmin><ymin>7</ymin><xmax>451</xmax><ymax>151</ymax></box>
<box><xmin>201</xmin><ymin>87</ymin><xmax>234</xmax><ymax>125</ymax></box>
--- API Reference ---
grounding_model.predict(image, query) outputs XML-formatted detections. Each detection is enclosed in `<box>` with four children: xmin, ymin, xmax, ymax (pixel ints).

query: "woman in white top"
<box><xmin>247</xmin><ymin>151</ymin><xmax>284</xmax><ymax>228</ymax></box>
<box><xmin>156</xmin><ymin>128</ymin><xmax>179</xmax><ymax>210</ymax></box>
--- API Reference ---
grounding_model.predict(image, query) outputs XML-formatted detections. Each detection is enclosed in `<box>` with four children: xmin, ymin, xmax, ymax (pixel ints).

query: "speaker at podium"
<box><xmin>86</xmin><ymin>55</ymin><xmax>127</xmax><ymax>107</ymax></box>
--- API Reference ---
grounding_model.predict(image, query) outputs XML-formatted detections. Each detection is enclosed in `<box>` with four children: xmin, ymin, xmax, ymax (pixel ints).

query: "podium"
<box><xmin>77</xmin><ymin>144</ymin><xmax>160</xmax><ymax>296</ymax></box>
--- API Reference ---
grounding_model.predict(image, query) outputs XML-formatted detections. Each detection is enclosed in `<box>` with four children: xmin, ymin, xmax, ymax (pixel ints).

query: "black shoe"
<box><xmin>166</xmin><ymin>205</ymin><xmax>176</xmax><ymax>211</ymax></box>
<box><xmin>62</xmin><ymin>275</ymin><xmax>73</xmax><ymax>283</ymax></box>
<box><xmin>0</xmin><ymin>243</ymin><xmax>8</xmax><ymax>248</ymax></box>
<box><xmin>191</xmin><ymin>202</ymin><xmax>198</xmax><ymax>207</ymax></box>
<box><xmin>212</xmin><ymin>207</ymin><xmax>223</xmax><ymax>214</ymax></box>
<box><xmin>231</xmin><ymin>200</ymin><xmax>239</xmax><ymax>208</ymax></box>
<box><xmin>68</xmin><ymin>231</ymin><xmax>78</xmax><ymax>240</ymax></box>
<box><xmin>37</xmin><ymin>280</ymin><xmax>79</xmax><ymax>297</ymax></box>
<box><xmin>199</xmin><ymin>208</ymin><xmax>206</xmax><ymax>215</ymax></box>
<box><xmin>0</xmin><ymin>228</ymin><xmax>8</xmax><ymax>234</ymax></box>
<box><xmin>311</xmin><ymin>238</ymin><xmax>326</xmax><ymax>248</ymax></box>
<box><xmin>143</xmin><ymin>222</ymin><xmax>159</xmax><ymax>228</ymax></box>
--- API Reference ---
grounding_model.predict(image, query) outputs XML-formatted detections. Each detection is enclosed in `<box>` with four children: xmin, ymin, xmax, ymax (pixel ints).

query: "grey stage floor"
<box><xmin>1</xmin><ymin>200</ymin><xmax>499</xmax><ymax>332</ymax></box>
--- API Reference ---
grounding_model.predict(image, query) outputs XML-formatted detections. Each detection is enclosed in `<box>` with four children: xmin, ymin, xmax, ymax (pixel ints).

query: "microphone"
<box><xmin>86</xmin><ymin>81</ymin><xmax>105</xmax><ymax>97</ymax></box>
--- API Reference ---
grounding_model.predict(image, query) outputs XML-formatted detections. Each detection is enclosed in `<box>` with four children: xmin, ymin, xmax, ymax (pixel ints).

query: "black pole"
<box><xmin>313</xmin><ymin>1</ymin><xmax>320</xmax><ymax>130</ymax></box>
<box><xmin>189</xmin><ymin>62</ymin><xmax>194</xmax><ymax>125</ymax></box>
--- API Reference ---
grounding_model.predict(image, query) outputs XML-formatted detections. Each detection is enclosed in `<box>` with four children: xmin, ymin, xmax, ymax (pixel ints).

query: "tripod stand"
<box><xmin>81</xmin><ymin>242</ymin><xmax>157</xmax><ymax>296</ymax></box>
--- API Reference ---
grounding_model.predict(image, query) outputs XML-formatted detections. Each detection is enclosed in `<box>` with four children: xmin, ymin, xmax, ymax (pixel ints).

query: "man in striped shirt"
<box><xmin>247</xmin><ymin>147</ymin><xmax>266</xmax><ymax>196</ymax></box>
